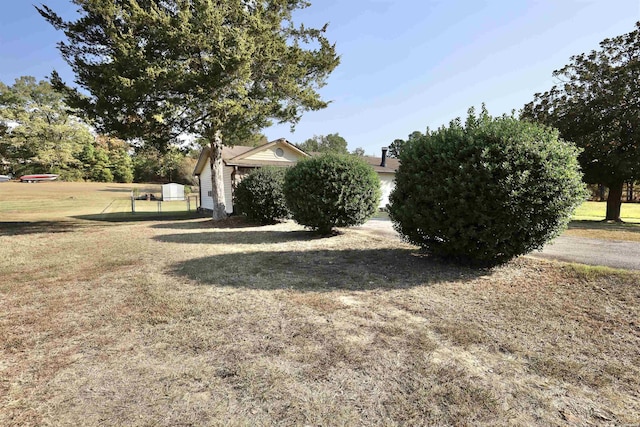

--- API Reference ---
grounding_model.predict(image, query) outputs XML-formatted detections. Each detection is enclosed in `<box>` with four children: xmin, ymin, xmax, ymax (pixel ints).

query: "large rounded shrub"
<box><xmin>284</xmin><ymin>154</ymin><xmax>381</xmax><ymax>234</ymax></box>
<box><xmin>233</xmin><ymin>166</ymin><xmax>289</xmax><ymax>224</ymax></box>
<box><xmin>388</xmin><ymin>108</ymin><xmax>587</xmax><ymax>266</ymax></box>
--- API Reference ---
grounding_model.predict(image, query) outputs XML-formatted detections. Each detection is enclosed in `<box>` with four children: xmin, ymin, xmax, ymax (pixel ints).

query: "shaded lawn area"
<box><xmin>1</xmin><ymin>217</ymin><xmax>639</xmax><ymax>426</ymax></box>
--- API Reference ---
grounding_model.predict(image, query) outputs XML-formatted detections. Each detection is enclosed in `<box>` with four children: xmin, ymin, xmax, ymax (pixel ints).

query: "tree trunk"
<box><xmin>209</xmin><ymin>130</ymin><xmax>227</xmax><ymax>220</ymax></box>
<box><xmin>598</xmin><ymin>184</ymin><xmax>606</xmax><ymax>201</ymax></box>
<box><xmin>605</xmin><ymin>182</ymin><xmax>623</xmax><ymax>221</ymax></box>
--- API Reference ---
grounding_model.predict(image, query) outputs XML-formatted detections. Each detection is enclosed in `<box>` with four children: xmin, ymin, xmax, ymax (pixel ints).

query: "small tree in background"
<box><xmin>351</xmin><ymin>147</ymin><xmax>366</xmax><ymax>156</ymax></box>
<box><xmin>284</xmin><ymin>154</ymin><xmax>381</xmax><ymax>234</ymax></box>
<box><xmin>388</xmin><ymin>130</ymin><xmax>425</xmax><ymax>158</ymax></box>
<box><xmin>389</xmin><ymin>107</ymin><xmax>586</xmax><ymax>266</ymax></box>
<box><xmin>297</xmin><ymin>133</ymin><xmax>349</xmax><ymax>154</ymax></box>
<box><xmin>233</xmin><ymin>167</ymin><xmax>289</xmax><ymax>225</ymax></box>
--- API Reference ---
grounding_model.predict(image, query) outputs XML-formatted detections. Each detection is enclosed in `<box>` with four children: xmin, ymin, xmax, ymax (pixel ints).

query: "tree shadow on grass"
<box><xmin>154</xmin><ymin>229</ymin><xmax>322</xmax><ymax>245</ymax></box>
<box><xmin>71</xmin><ymin>211</ymin><xmax>205</xmax><ymax>223</ymax></box>
<box><xmin>150</xmin><ymin>216</ymin><xmax>258</xmax><ymax>230</ymax></box>
<box><xmin>169</xmin><ymin>248</ymin><xmax>486</xmax><ymax>291</ymax></box>
<box><xmin>0</xmin><ymin>221</ymin><xmax>82</xmax><ymax>236</ymax></box>
<box><xmin>568</xmin><ymin>220</ymin><xmax>640</xmax><ymax>233</ymax></box>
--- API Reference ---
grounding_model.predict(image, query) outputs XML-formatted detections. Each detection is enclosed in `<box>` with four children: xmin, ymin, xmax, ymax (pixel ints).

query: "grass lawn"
<box><xmin>0</xmin><ymin>181</ymin><xmax>199</xmax><ymax>222</ymax></box>
<box><xmin>1</xmin><ymin>183</ymin><xmax>639</xmax><ymax>425</ymax></box>
<box><xmin>564</xmin><ymin>201</ymin><xmax>640</xmax><ymax>241</ymax></box>
<box><xmin>573</xmin><ymin>200</ymin><xmax>640</xmax><ymax>222</ymax></box>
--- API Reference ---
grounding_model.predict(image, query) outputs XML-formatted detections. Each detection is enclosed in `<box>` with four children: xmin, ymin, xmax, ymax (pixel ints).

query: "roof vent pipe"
<box><xmin>381</xmin><ymin>147</ymin><xmax>388</xmax><ymax>167</ymax></box>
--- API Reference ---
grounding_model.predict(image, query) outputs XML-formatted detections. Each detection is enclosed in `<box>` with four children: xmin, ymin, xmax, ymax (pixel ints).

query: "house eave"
<box><xmin>229</xmin><ymin>138</ymin><xmax>310</xmax><ymax>162</ymax></box>
<box><xmin>193</xmin><ymin>146</ymin><xmax>211</xmax><ymax>176</ymax></box>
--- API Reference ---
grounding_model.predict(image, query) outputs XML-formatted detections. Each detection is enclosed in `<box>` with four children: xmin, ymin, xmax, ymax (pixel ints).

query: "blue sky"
<box><xmin>1</xmin><ymin>1</ymin><xmax>638</xmax><ymax>155</ymax></box>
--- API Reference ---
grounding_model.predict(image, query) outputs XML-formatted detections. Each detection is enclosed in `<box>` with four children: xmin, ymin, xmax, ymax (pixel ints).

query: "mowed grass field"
<box><xmin>0</xmin><ymin>181</ymin><xmax>196</xmax><ymax>222</ymax></box>
<box><xmin>1</xmin><ymin>182</ymin><xmax>639</xmax><ymax>426</ymax></box>
<box><xmin>573</xmin><ymin>200</ymin><xmax>640</xmax><ymax>222</ymax></box>
<box><xmin>566</xmin><ymin>201</ymin><xmax>640</xmax><ymax>242</ymax></box>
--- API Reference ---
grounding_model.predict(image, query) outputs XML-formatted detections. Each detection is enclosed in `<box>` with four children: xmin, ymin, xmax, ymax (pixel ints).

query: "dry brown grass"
<box><xmin>565</xmin><ymin>220</ymin><xmax>640</xmax><ymax>242</ymax></box>
<box><xmin>1</xmin><ymin>183</ymin><xmax>639</xmax><ymax>425</ymax></box>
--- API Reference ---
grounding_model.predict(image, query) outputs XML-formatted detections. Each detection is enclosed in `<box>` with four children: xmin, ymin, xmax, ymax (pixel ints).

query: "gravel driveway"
<box><xmin>357</xmin><ymin>219</ymin><xmax>640</xmax><ymax>271</ymax></box>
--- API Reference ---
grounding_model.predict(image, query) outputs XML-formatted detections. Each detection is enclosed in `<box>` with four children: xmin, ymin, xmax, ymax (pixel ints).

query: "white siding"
<box><xmin>199</xmin><ymin>165</ymin><xmax>234</xmax><ymax>213</ymax></box>
<box><xmin>243</xmin><ymin>145</ymin><xmax>303</xmax><ymax>163</ymax></box>
<box><xmin>379</xmin><ymin>173</ymin><xmax>395</xmax><ymax>209</ymax></box>
<box><xmin>200</xmin><ymin>164</ymin><xmax>213</xmax><ymax>211</ymax></box>
<box><xmin>224</xmin><ymin>166</ymin><xmax>234</xmax><ymax>213</ymax></box>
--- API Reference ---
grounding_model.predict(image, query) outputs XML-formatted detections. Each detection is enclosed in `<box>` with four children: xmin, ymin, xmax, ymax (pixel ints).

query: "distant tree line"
<box><xmin>0</xmin><ymin>76</ymin><xmax>196</xmax><ymax>184</ymax></box>
<box><xmin>295</xmin><ymin>133</ymin><xmax>366</xmax><ymax>156</ymax></box>
<box><xmin>0</xmin><ymin>77</ymin><xmax>363</xmax><ymax>185</ymax></box>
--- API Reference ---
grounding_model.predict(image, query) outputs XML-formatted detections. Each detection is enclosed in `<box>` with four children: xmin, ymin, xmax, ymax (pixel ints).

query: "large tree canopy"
<box><xmin>39</xmin><ymin>0</ymin><xmax>339</xmax><ymax>218</ymax></box>
<box><xmin>0</xmin><ymin>76</ymin><xmax>94</xmax><ymax>178</ymax></box>
<box><xmin>522</xmin><ymin>22</ymin><xmax>640</xmax><ymax>221</ymax></box>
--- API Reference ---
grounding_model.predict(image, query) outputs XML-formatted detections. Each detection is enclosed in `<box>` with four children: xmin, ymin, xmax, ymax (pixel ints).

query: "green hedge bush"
<box><xmin>233</xmin><ymin>166</ymin><xmax>289</xmax><ymax>224</ymax></box>
<box><xmin>284</xmin><ymin>154</ymin><xmax>381</xmax><ymax>234</ymax></box>
<box><xmin>388</xmin><ymin>107</ymin><xmax>587</xmax><ymax>266</ymax></box>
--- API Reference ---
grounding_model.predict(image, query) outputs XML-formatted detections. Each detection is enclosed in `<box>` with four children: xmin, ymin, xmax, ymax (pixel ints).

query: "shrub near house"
<box><xmin>389</xmin><ymin>107</ymin><xmax>586</xmax><ymax>266</ymax></box>
<box><xmin>233</xmin><ymin>167</ymin><xmax>290</xmax><ymax>224</ymax></box>
<box><xmin>284</xmin><ymin>154</ymin><xmax>381</xmax><ymax>234</ymax></box>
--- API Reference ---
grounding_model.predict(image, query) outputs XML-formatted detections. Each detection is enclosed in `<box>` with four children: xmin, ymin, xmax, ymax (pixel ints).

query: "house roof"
<box><xmin>193</xmin><ymin>139</ymin><xmax>304</xmax><ymax>175</ymax></box>
<box><xmin>194</xmin><ymin>139</ymin><xmax>400</xmax><ymax>175</ymax></box>
<box><xmin>361</xmin><ymin>155</ymin><xmax>400</xmax><ymax>173</ymax></box>
<box><xmin>193</xmin><ymin>145</ymin><xmax>256</xmax><ymax>175</ymax></box>
<box><xmin>229</xmin><ymin>138</ymin><xmax>309</xmax><ymax>163</ymax></box>
<box><xmin>303</xmin><ymin>150</ymin><xmax>399</xmax><ymax>173</ymax></box>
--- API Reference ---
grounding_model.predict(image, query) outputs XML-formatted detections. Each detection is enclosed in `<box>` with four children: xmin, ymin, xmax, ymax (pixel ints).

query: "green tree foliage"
<box><xmin>91</xmin><ymin>145</ymin><xmax>114</xmax><ymax>182</ymax></box>
<box><xmin>132</xmin><ymin>146</ymin><xmax>195</xmax><ymax>184</ymax></box>
<box><xmin>0</xmin><ymin>76</ymin><xmax>93</xmax><ymax>177</ymax></box>
<box><xmin>75</xmin><ymin>135</ymin><xmax>135</xmax><ymax>183</ymax></box>
<box><xmin>233</xmin><ymin>167</ymin><xmax>289</xmax><ymax>225</ymax></box>
<box><xmin>297</xmin><ymin>133</ymin><xmax>349</xmax><ymax>154</ymax></box>
<box><xmin>388</xmin><ymin>130</ymin><xmax>425</xmax><ymax>158</ymax></box>
<box><xmin>243</xmin><ymin>133</ymin><xmax>269</xmax><ymax>148</ymax></box>
<box><xmin>522</xmin><ymin>23</ymin><xmax>640</xmax><ymax>221</ymax></box>
<box><xmin>132</xmin><ymin>149</ymin><xmax>160</xmax><ymax>183</ymax></box>
<box><xmin>110</xmin><ymin>148</ymin><xmax>134</xmax><ymax>183</ymax></box>
<box><xmin>175</xmin><ymin>155</ymin><xmax>198</xmax><ymax>186</ymax></box>
<box><xmin>284</xmin><ymin>154</ymin><xmax>381</xmax><ymax>234</ymax></box>
<box><xmin>158</xmin><ymin>148</ymin><xmax>185</xmax><ymax>183</ymax></box>
<box><xmin>39</xmin><ymin>0</ymin><xmax>339</xmax><ymax>219</ymax></box>
<box><xmin>389</xmin><ymin>107</ymin><xmax>586</xmax><ymax>266</ymax></box>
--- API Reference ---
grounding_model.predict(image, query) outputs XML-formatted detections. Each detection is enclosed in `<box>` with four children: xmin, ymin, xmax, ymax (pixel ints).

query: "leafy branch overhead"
<box><xmin>37</xmin><ymin>0</ymin><xmax>340</xmax><ymax>147</ymax></box>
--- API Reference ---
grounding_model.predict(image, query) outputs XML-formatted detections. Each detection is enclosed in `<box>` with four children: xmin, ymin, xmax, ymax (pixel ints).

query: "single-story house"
<box><xmin>193</xmin><ymin>138</ymin><xmax>399</xmax><ymax>214</ymax></box>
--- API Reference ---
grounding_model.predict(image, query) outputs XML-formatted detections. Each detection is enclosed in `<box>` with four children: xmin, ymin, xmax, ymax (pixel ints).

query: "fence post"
<box><xmin>131</xmin><ymin>192</ymin><xmax>136</xmax><ymax>214</ymax></box>
<box><xmin>158</xmin><ymin>200</ymin><xmax>162</xmax><ymax>213</ymax></box>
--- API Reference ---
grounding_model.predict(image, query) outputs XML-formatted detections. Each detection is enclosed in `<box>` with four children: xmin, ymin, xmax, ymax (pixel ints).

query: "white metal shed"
<box><xmin>162</xmin><ymin>183</ymin><xmax>185</xmax><ymax>201</ymax></box>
